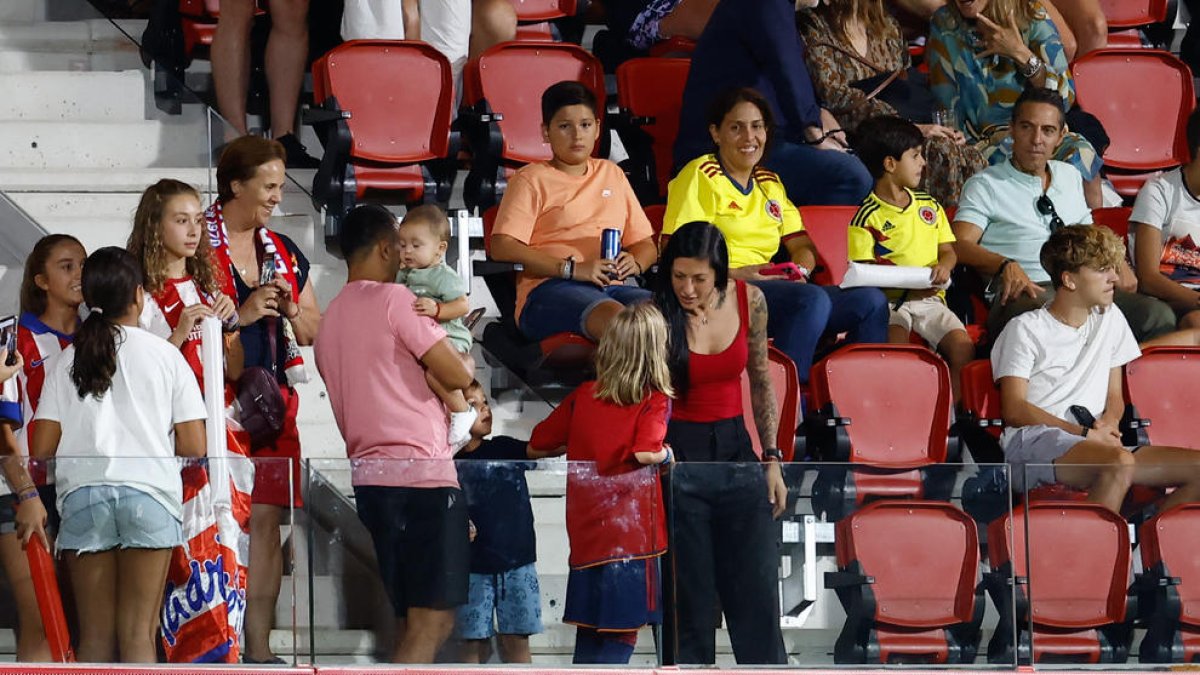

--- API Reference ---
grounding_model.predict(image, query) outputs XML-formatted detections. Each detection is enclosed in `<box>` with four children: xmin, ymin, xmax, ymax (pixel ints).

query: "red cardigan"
<box><xmin>531</xmin><ymin>382</ymin><xmax>670</xmax><ymax>569</ymax></box>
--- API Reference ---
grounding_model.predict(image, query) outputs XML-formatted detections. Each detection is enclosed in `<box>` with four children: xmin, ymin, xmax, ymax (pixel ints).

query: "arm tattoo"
<box><xmin>746</xmin><ymin>288</ymin><xmax>780</xmax><ymax>450</ymax></box>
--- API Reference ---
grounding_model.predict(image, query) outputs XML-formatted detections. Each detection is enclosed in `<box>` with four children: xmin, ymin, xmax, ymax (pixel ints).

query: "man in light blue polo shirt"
<box><xmin>952</xmin><ymin>87</ymin><xmax>1174</xmax><ymax>342</ymax></box>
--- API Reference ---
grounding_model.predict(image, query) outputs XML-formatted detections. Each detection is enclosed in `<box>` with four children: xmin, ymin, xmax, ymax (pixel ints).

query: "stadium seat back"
<box><xmin>1073</xmin><ymin>49</ymin><xmax>1194</xmax><ymax>172</ymax></box>
<box><xmin>1124</xmin><ymin>346</ymin><xmax>1200</xmax><ymax>447</ymax></box>
<box><xmin>464</xmin><ymin>42</ymin><xmax>605</xmax><ymax>165</ymax></box>
<box><xmin>1092</xmin><ymin>206</ymin><xmax>1132</xmax><ymax>240</ymax></box>
<box><xmin>740</xmin><ymin>346</ymin><xmax>801</xmax><ymax>461</ymax></box>
<box><xmin>318</xmin><ymin>40</ymin><xmax>453</xmax><ymax>164</ymax></box>
<box><xmin>616</xmin><ymin>58</ymin><xmax>691</xmax><ymax>197</ymax></box>
<box><xmin>961</xmin><ymin>360</ymin><xmax>1000</xmax><ymax>430</ymax></box>
<box><xmin>992</xmin><ymin>502</ymin><xmax>1131</xmax><ymax>628</ymax></box>
<box><xmin>799</xmin><ymin>205</ymin><xmax>855</xmax><ymax>285</ymax></box>
<box><xmin>645</xmin><ymin>203</ymin><xmax>666</xmax><ymax>245</ymax></box>
<box><xmin>811</xmin><ymin>344</ymin><xmax>952</xmax><ymax>467</ymax></box>
<box><xmin>1141</xmin><ymin>504</ymin><xmax>1200</xmax><ymax>626</ymax></box>
<box><xmin>509</xmin><ymin>0</ymin><xmax>577</xmax><ymax>22</ymax></box>
<box><xmin>838</xmin><ymin>501</ymin><xmax>980</xmax><ymax>627</ymax></box>
<box><xmin>1097</xmin><ymin>0</ymin><xmax>1168</xmax><ymax>28</ymax></box>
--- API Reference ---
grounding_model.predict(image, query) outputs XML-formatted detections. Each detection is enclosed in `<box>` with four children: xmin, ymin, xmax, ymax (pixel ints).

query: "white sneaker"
<box><xmin>448</xmin><ymin>407</ymin><xmax>478</xmax><ymax>451</ymax></box>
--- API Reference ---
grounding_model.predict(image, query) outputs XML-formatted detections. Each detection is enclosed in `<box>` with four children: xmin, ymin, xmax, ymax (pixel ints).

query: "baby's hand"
<box><xmin>413</xmin><ymin>297</ymin><xmax>439</xmax><ymax>317</ymax></box>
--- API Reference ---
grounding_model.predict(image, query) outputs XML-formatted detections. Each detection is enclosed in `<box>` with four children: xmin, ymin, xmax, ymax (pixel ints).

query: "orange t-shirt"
<box><xmin>492</xmin><ymin>158</ymin><xmax>654</xmax><ymax>321</ymax></box>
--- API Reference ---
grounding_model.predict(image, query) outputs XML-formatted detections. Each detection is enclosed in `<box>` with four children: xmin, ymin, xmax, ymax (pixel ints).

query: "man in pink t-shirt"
<box><xmin>315</xmin><ymin>204</ymin><xmax>474</xmax><ymax>664</ymax></box>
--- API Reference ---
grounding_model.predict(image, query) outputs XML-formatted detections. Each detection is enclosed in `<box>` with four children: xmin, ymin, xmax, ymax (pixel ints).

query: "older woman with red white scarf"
<box><xmin>206</xmin><ymin>135</ymin><xmax>321</xmax><ymax>665</ymax></box>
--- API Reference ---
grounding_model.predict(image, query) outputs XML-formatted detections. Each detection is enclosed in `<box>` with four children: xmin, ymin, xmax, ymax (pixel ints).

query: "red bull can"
<box><xmin>601</xmin><ymin>228</ymin><xmax>621</xmax><ymax>261</ymax></box>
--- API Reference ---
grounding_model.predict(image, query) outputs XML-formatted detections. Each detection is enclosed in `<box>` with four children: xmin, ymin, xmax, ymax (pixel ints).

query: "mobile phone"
<box><xmin>1069</xmin><ymin>405</ymin><xmax>1096</xmax><ymax>430</ymax></box>
<box><xmin>760</xmin><ymin>262</ymin><xmax>807</xmax><ymax>281</ymax></box>
<box><xmin>0</xmin><ymin>315</ymin><xmax>16</xmax><ymax>367</ymax></box>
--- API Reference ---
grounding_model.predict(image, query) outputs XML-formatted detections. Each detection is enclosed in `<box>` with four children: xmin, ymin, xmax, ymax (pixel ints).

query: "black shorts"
<box><xmin>354</xmin><ymin>485</ymin><xmax>469</xmax><ymax>615</ymax></box>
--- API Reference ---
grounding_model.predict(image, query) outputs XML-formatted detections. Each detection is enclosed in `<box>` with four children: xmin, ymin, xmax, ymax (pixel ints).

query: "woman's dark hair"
<box><xmin>653</xmin><ymin>222</ymin><xmax>730</xmax><ymax>398</ymax></box>
<box><xmin>20</xmin><ymin>234</ymin><xmax>84</xmax><ymax>316</ymax></box>
<box><xmin>72</xmin><ymin>247</ymin><xmax>143</xmax><ymax>399</ymax></box>
<box><xmin>706</xmin><ymin>87</ymin><xmax>775</xmax><ymax>158</ymax></box>
<box><xmin>216</xmin><ymin>135</ymin><xmax>287</xmax><ymax>203</ymax></box>
<box><xmin>541</xmin><ymin>80</ymin><xmax>598</xmax><ymax>125</ymax></box>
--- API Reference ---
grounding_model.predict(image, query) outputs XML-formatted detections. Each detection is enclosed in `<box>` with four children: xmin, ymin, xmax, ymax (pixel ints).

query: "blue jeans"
<box><xmin>519</xmin><ymin>278</ymin><xmax>652</xmax><ymax>340</ymax></box>
<box><xmin>751</xmin><ymin>281</ymin><xmax>889</xmax><ymax>383</ymax></box>
<box><xmin>762</xmin><ymin>141</ymin><xmax>872</xmax><ymax>207</ymax></box>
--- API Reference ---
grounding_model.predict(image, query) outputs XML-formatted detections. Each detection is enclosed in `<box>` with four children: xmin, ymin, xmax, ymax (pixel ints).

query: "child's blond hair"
<box><xmin>401</xmin><ymin>204</ymin><xmax>452</xmax><ymax>243</ymax></box>
<box><xmin>594</xmin><ymin>303</ymin><xmax>674</xmax><ymax>406</ymax></box>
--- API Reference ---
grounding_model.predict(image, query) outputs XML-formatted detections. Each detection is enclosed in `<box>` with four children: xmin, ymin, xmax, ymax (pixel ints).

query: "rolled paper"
<box><xmin>840</xmin><ymin>262</ymin><xmax>951</xmax><ymax>290</ymax></box>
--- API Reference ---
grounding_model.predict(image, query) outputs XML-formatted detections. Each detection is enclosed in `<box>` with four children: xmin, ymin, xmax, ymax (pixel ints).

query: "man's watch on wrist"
<box><xmin>1021</xmin><ymin>54</ymin><xmax>1044</xmax><ymax>78</ymax></box>
<box><xmin>763</xmin><ymin>447</ymin><xmax>784</xmax><ymax>462</ymax></box>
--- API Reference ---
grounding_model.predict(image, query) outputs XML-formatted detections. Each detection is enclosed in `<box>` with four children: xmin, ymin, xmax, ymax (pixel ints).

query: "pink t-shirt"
<box><xmin>315</xmin><ymin>280</ymin><xmax>456</xmax><ymax>488</ymax></box>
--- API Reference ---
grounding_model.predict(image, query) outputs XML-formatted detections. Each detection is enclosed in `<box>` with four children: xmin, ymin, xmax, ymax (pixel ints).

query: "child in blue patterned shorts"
<box><xmin>454</xmin><ymin>381</ymin><xmax>543</xmax><ymax>663</ymax></box>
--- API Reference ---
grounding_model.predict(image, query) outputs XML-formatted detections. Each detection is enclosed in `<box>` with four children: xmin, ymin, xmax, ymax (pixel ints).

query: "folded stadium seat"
<box><xmin>308</xmin><ymin>41</ymin><xmax>456</xmax><ymax>240</ymax></box>
<box><xmin>460</xmin><ymin>41</ymin><xmax>606</xmax><ymax>212</ymax></box>
<box><xmin>958</xmin><ymin>359</ymin><xmax>1004</xmax><ymax>464</ymax></box>
<box><xmin>508</xmin><ymin>0</ymin><xmax>578</xmax><ymax>41</ymax></box>
<box><xmin>1072</xmin><ymin>49</ymin><xmax>1195</xmax><ymax>198</ymax></box>
<box><xmin>1123</xmin><ymin>346</ymin><xmax>1200</xmax><ymax>448</ymax></box>
<box><xmin>475</xmin><ymin>206</ymin><xmax>597</xmax><ymax>390</ymax></box>
<box><xmin>141</xmin><ymin>0</ymin><xmax>268</xmax><ymax>114</ymax></box>
<box><xmin>826</xmin><ymin>500</ymin><xmax>984</xmax><ymax>664</ymax></box>
<box><xmin>807</xmin><ymin>344</ymin><xmax>959</xmax><ymax>521</ymax></box>
<box><xmin>1098</xmin><ymin>0</ymin><xmax>1169</xmax><ymax>47</ymax></box>
<box><xmin>796</xmin><ymin>205</ymin><xmax>854</xmax><ymax>286</ymax></box>
<box><xmin>985</xmin><ymin>501</ymin><xmax>1136</xmax><ymax>664</ymax></box>
<box><xmin>614</xmin><ymin>57</ymin><xmax>691</xmax><ymax>202</ymax></box>
<box><xmin>649</xmin><ymin>35</ymin><xmax>698</xmax><ymax>58</ymax></box>
<box><xmin>1093</xmin><ymin>206</ymin><xmax>1133</xmax><ymax>240</ymax></box>
<box><xmin>739</xmin><ymin>345</ymin><xmax>802</xmax><ymax>461</ymax></box>
<box><xmin>1137</xmin><ymin>503</ymin><xmax>1200</xmax><ymax>662</ymax></box>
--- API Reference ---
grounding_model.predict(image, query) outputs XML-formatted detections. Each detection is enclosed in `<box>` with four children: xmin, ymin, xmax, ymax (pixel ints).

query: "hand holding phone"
<box><xmin>759</xmin><ymin>262</ymin><xmax>808</xmax><ymax>281</ymax></box>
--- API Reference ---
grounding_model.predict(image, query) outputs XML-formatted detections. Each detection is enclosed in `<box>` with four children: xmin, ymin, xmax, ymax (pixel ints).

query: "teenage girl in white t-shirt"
<box><xmin>30</xmin><ymin>247</ymin><xmax>208</xmax><ymax>663</ymax></box>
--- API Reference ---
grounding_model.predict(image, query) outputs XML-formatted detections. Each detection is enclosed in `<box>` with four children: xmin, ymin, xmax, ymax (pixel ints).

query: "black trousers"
<box><xmin>660</xmin><ymin>417</ymin><xmax>786</xmax><ymax>665</ymax></box>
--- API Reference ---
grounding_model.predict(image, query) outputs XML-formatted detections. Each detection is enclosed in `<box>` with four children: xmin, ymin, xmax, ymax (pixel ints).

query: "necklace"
<box><xmin>688</xmin><ymin>292</ymin><xmax>719</xmax><ymax>326</ymax></box>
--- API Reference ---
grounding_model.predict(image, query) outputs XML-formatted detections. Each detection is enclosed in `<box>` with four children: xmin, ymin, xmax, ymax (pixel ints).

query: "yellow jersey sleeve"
<box><xmin>663</xmin><ymin>156</ymin><xmax>715</xmax><ymax>237</ymax></box>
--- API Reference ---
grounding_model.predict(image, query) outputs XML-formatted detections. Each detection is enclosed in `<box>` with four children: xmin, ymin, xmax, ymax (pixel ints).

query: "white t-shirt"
<box><xmin>1129</xmin><ymin>168</ymin><xmax>1200</xmax><ymax>288</ymax></box>
<box><xmin>992</xmin><ymin>305</ymin><xmax>1141</xmax><ymax>443</ymax></box>
<box><xmin>34</xmin><ymin>326</ymin><xmax>207</xmax><ymax>519</ymax></box>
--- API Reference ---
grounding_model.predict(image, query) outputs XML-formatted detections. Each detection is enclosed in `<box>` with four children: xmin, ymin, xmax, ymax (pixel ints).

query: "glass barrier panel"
<box><xmin>0</xmin><ymin>455</ymin><xmax>294</xmax><ymax>665</ymax></box>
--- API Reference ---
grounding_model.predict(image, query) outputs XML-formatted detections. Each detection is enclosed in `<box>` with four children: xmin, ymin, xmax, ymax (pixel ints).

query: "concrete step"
<box><xmin>0</xmin><ymin>120</ymin><xmax>207</xmax><ymax>169</ymax></box>
<box><xmin>0</xmin><ymin>47</ymin><xmax>143</xmax><ymax>72</ymax></box>
<box><xmin>0</xmin><ymin>19</ymin><xmax>142</xmax><ymax>54</ymax></box>
<box><xmin>0</xmin><ymin>70</ymin><xmax>146</xmax><ymax>121</ymax></box>
<box><xmin>0</xmin><ymin>0</ymin><xmax>47</xmax><ymax>25</ymax></box>
<box><xmin>0</xmin><ymin>166</ymin><xmax>214</xmax><ymax>191</ymax></box>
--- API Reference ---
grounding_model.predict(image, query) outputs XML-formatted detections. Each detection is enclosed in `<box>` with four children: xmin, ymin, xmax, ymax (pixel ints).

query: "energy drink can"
<box><xmin>601</xmin><ymin>228</ymin><xmax>621</xmax><ymax>261</ymax></box>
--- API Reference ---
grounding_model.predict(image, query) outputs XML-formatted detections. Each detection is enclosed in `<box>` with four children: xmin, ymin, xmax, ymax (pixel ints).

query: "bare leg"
<box><xmin>1055</xmin><ymin>441</ymin><xmax>1200</xmax><ymax>512</ymax></box>
<box><xmin>1046</xmin><ymin>0</ymin><xmax>1108</xmax><ymax>57</ymax></box>
<box><xmin>1129</xmin><ymin>445</ymin><xmax>1200</xmax><ymax>510</ymax></box>
<box><xmin>245</xmin><ymin>503</ymin><xmax>283</xmax><ymax>661</ymax></box>
<box><xmin>1083</xmin><ymin>174</ymin><xmax>1104</xmax><ymax>209</ymax></box>
<box><xmin>886</xmin><ymin>325</ymin><xmax>911</xmax><ymax>344</ymax></box>
<box><xmin>497</xmin><ymin>633</ymin><xmax>532</xmax><ymax>663</ymax></box>
<box><xmin>0</xmin><ymin>533</ymin><xmax>50</xmax><ymax>661</ymax></box>
<box><xmin>210</xmin><ymin>0</ymin><xmax>255</xmax><ymax>136</ymax></box>
<box><xmin>469</xmin><ymin>0</ymin><xmax>516</xmax><ymax>60</ymax></box>
<box><xmin>394</xmin><ymin>607</ymin><xmax>456</xmax><ymax>663</ymax></box>
<box><xmin>264</xmin><ymin>0</ymin><xmax>310</xmax><ymax>138</ymax></box>
<box><xmin>115</xmin><ymin>547</ymin><xmax>172</xmax><ymax>663</ymax></box>
<box><xmin>459</xmin><ymin>638</ymin><xmax>492</xmax><ymax>663</ymax></box>
<box><xmin>938</xmin><ymin>329</ymin><xmax>976</xmax><ymax>406</ymax></box>
<box><xmin>68</xmin><ymin>550</ymin><xmax>118</xmax><ymax>663</ymax></box>
<box><xmin>1141</xmin><ymin>326</ymin><xmax>1200</xmax><ymax>348</ymax></box>
<box><xmin>583</xmin><ymin>300</ymin><xmax>625</xmax><ymax>340</ymax></box>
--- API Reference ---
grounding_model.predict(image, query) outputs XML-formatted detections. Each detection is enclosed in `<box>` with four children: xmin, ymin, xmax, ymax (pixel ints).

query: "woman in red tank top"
<box><xmin>652</xmin><ymin>221</ymin><xmax>789</xmax><ymax>665</ymax></box>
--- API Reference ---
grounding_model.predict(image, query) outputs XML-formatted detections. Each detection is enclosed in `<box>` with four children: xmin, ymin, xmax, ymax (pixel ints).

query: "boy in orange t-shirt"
<box><xmin>490</xmin><ymin>81</ymin><xmax>658</xmax><ymax>341</ymax></box>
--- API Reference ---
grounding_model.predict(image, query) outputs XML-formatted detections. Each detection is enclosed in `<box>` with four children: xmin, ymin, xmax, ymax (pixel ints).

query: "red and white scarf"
<box><xmin>205</xmin><ymin>201</ymin><xmax>308</xmax><ymax>385</ymax></box>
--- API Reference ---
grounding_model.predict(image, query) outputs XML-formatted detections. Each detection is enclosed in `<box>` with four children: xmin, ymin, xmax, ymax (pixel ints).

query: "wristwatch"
<box><xmin>1021</xmin><ymin>54</ymin><xmax>1044</xmax><ymax>79</ymax></box>
<box><xmin>762</xmin><ymin>447</ymin><xmax>784</xmax><ymax>462</ymax></box>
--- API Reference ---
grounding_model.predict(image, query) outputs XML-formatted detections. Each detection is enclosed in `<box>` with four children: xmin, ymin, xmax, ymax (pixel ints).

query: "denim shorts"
<box><xmin>456</xmin><ymin>563</ymin><xmax>544</xmax><ymax>639</ymax></box>
<box><xmin>519</xmin><ymin>279</ymin><xmax>652</xmax><ymax>340</ymax></box>
<box><xmin>57</xmin><ymin>485</ymin><xmax>183</xmax><ymax>554</ymax></box>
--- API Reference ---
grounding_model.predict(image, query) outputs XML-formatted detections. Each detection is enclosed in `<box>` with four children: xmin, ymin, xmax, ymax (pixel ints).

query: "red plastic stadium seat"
<box><xmin>986</xmin><ymin>501</ymin><xmax>1135</xmax><ymax>664</ymax></box>
<box><xmin>827</xmin><ymin>500</ymin><xmax>983</xmax><ymax>663</ymax></box>
<box><xmin>508</xmin><ymin>0</ymin><xmax>577</xmax><ymax>22</ymax></box>
<box><xmin>808</xmin><ymin>344</ymin><xmax>957</xmax><ymax>519</ymax></box>
<box><xmin>740</xmin><ymin>345</ymin><xmax>801</xmax><ymax>461</ymax></box>
<box><xmin>1097</xmin><ymin>0</ymin><xmax>1168</xmax><ymax>28</ymax></box>
<box><xmin>1138</xmin><ymin>504</ymin><xmax>1200</xmax><ymax>662</ymax></box>
<box><xmin>309</xmin><ymin>41</ymin><xmax>454</xmax><ymax>235</ymax></box>
<box><xmin>616</xmin><ymin>57</ymin><xmax>691</xmax><ymax>199</ymax></box>
<box><xmin>649</xmin><ymin>35</ymin><xmax>697</xmax><ymax>58</ymax></box>
<box><xmin>798</xmin><ymin>205</ymin><xmax>856</xmax><ymax>286</ymax></box>
<box><xmin>1092</xmin><ymin>206</ymin><xmax>1132</xmax><ymax>240</ymax></box>
<box><xmin>1123</xmin><ymin>346</ymin><xmax>1200</xmax><ymax>448</ymax></box>
<box><xmin>461</xmin><ymin>41</ymin><xmax>605</xmax><ymax>210</ymax></box>
<box><xmin>644</xmin><ymin>203</ymin><xmax>665</xmax><ymax>246</ymax></box>
<box><xmin>1073</xmin><ymin>49</ymin><xmax>1194</xmax><ymax>196</ymax></box>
